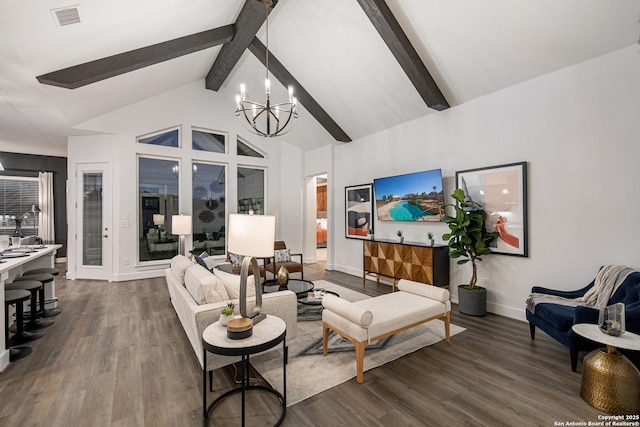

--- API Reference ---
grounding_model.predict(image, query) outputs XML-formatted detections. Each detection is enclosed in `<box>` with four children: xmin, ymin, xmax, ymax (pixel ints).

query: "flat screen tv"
<box><xmin>373</xmin><ymin>169</ymin><xmax>444</xmax><ymax>221</ymax></box>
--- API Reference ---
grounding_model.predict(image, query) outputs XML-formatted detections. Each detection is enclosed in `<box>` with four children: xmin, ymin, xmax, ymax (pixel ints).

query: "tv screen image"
<box><xmin>373</xmin><ymin>169</ymin><xmax>444</xmax><ymax>222</ymax></box>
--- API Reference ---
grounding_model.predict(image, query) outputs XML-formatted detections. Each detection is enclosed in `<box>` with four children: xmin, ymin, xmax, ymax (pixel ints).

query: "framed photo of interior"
<box><xmin>456</xmin><ymin>162</ymin><xmax>528</xmax><ymax>257</ymax></box>
<box><xmin>345</xmin><ymin>183</ymin><xmax>374</xmax><ymax>240</ymax></box>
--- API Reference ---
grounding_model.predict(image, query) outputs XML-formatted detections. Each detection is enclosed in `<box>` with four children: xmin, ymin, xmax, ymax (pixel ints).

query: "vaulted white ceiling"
<box><xmin>0</xmin><ymin>0</ymin><xmax>638</xmax><ymax>156</ymax></box>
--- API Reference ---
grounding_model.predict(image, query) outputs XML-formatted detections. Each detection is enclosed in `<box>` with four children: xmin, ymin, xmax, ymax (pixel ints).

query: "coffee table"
<box><xmin>263</xmin><ymin>280</ymin><xmax>340</xmax><ymax>317</ymax></box>
<box><xmin>263</xmin><ymin>279</ymin><xmax>314</xmax><ymax>297</ymax></box>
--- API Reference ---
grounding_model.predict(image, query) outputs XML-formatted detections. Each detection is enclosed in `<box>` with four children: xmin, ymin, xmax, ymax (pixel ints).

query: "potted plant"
<box><xmin>427</xmin><ymin>232</ymin><xmax>434</xmax><ymax>247</ymax></box>
<box><xmin>396</xmin><ymin>230</ymin><xmax>404</xmax><ymax>243</ymax></box>
<box><xmin>442</xmin><ymin>188</ymin><xmax>498</xmax><ymax>316</ymax></box>
<box><xmin>219</xmin><ymin>302</ymin><xmax>235</xmax><ymax>326</ymax></box>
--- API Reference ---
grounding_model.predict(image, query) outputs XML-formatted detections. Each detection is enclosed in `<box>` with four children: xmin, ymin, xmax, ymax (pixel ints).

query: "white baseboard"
<box><xmin>0</xmin><ymin>349</ymin><xmax>9</xmax><ymax>373</ymax></box>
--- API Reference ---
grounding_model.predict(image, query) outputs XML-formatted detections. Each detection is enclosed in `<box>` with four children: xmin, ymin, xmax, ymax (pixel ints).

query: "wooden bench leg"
<box><xmin>355</xmin><ymin>341</ymin><xmax>367</xmax><ymax>384</ymax></box>
<box><xmin>444</xmin><ymin>311</ymin><xmax>451</xmax><ymax>343</ymax></box>
<box><xmin>322</xmin><ymin>322</ymin><xmax>330</xmax><ymax>356</ymax></box>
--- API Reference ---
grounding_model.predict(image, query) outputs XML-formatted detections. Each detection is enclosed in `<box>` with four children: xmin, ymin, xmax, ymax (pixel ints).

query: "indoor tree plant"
<box><xmin>442</xmin><ymin>188</ymin><xmax>498</xmax><ymax>316</ymax></box>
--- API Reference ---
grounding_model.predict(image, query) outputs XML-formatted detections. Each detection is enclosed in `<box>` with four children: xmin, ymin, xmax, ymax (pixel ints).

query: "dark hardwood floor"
<box><xmin>0</xmin><ymin>261</ymin><xmax>612</xmax><ymax>426</ymax></box>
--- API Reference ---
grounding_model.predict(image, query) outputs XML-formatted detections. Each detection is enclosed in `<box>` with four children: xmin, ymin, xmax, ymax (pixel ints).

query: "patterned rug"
<box><xmin>250</xmin><ymin>280</ymin><xmax>465</xmax><ymax>406</ymax></box>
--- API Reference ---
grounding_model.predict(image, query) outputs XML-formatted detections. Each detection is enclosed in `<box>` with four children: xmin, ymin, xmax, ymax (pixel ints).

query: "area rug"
<box><xmin>251</xmin><ymin>280</ymin><xmax>465</xmax><ymax>406</ymax></box>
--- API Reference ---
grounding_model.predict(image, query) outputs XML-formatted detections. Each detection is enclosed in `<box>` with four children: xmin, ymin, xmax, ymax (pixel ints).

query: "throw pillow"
<box><xmin>171</xmin><ymin>254</ymin><xmax>194</xmax><ymax>284</ymax></box>
<box><xmin>184</xmin><ymin>264</ymin><xmax>229</xmax><ymax>305</ymax></box>
<box><xmin>274</xmin><ymin>249</ymin><xmax>291</xmax><ymax>263</ymax></box>
<box><xmin>194</xmin><ymin>254</ymin><xmax>210</xmax><ymax>271</ymax></box>
<box><xmin>229</xmin><ymin>253</ymin><xmax>244</xmax><ymax>268</ymax></box>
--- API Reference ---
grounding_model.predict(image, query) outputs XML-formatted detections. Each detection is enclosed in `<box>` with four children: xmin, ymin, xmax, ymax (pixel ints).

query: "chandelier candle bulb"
<box><xmin>288</xmin><ymin>85</ymin><xmax>293</xmax><ymax>102</ymax></box>
<box><xmin>265</xmin><ymin>78</ymin><xmax>271</xmax><ymax>95</ymax></box>
<box><xmin>240</xmin><ymin>83</ymin><xmax>246</xmax><ymax>100</ymax></box>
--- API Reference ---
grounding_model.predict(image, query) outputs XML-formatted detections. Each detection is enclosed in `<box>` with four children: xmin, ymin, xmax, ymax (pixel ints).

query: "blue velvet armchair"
<box><xmin>526</xmin><ymin>270</ymin><xmax>640</xmax><ymax>371</ymax></box>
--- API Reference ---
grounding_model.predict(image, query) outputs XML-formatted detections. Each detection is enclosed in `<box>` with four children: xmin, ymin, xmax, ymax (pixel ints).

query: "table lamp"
<box><xmin>228</xmin><ymin>213</ymin><xmax>275</xmax><ymax>328</ymax></box>
<box><xmin>153</xmin><ymin>214</ymin><xmax>165</xmax><ymax>230</ymax></box>
<box><xmin>171</xmin><ymin>214</ymin><xmax>192</xmax><ymax>256</ymax></box>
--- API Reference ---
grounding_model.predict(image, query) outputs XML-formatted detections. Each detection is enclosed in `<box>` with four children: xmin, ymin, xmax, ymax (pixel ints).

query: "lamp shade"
<box><xmin>171</xmin><ymin>214</ymin><xmax>192</xmax><ymax>235</ymax></box>
<box><xmin>153</xmin><ymin>214</ymin><xmax>165</xmax><ymax>226</ymax></box>
<box><xmin>228</xmin><ymin>213</ymin><xmax>275</xmax><ymax>258</ymax></box>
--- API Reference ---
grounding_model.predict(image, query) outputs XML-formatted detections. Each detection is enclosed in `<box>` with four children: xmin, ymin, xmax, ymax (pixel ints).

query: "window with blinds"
<box><xmin>0</xmin><ymin>177</ymin><xmax>39</xmax><ymax>236</ymax></box>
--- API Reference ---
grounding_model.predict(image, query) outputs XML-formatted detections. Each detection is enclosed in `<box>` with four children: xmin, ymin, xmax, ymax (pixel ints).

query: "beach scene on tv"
<box><xmin>374</xmin><ymin>170</ymin><xmax>444</xmax><ymax>221</ymax></box>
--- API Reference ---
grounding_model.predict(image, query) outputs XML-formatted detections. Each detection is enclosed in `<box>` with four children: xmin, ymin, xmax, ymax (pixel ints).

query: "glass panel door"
<box><xmin>82</xmin><ymin>172</ymin><xmax>103</xmax><ymax>266</ymax></box>
<box><xmin>75</xmin><ymin>163</ymin><xmax>112</xmax><ymax>280</ymax></box>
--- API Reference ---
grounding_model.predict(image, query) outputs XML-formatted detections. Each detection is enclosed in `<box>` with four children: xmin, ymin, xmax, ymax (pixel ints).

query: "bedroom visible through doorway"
<box><xmin>315</xmin><ymin>175</ymin><xmax>327</xmax><ymax>261</ymax></box>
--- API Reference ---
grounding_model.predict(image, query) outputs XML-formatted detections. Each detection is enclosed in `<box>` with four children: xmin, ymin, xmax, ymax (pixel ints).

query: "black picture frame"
<box><xmin>456</xmin><ymin>162</ymin><xmax>528</xmax><ymax>257</ymax></box>
<box><xmin>345</xmin><ymin>184</ymin><xmax>374</xmax><ymax>240</ymax></box>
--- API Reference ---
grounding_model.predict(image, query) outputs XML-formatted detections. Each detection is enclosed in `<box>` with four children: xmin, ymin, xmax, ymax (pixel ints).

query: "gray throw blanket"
<box><xmin>526</xmin><ymin>265</ymin><xmax>634</xmax><ymax>314</ymax></box>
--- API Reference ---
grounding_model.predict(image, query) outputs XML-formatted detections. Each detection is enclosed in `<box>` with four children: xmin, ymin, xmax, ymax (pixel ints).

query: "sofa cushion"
<box><xmin>184</xmin><ymin>264</ymin><xmax>230</xmax><ymax>305</ymax></box>
<box><xmin>194</xmin><ymin>253</ymin><xmax>217</xmax><ymax>272</ymax></box>
<box><xmin>219</xmin><ymin>269</ymin><xmax>256</xmax><ymax>300</ymax></box>
<box><xmin>533</xmin><ymin>303</ymin><xmax>577</xmax><ymax>331</ymax></box>
<box><xmin>274</xmin><ymin>249</ymin><xmax>291</xmax><ymax>263</ymax></box>
<box><xmin>171</xmin><ymin>254</ymin><xmax>193</xmax><ymax>284</ymax></box>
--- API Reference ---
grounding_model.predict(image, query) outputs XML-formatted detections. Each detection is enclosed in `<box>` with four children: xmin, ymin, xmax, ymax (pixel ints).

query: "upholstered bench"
<box><xmin>322</xmin><ymin>279</ymin><xmax>451</xmax><ymax>383</ymax></box>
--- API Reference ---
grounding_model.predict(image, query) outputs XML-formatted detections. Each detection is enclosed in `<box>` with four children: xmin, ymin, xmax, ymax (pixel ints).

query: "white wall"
<box><xmin>67</xmin><ymin>80</ymin><xmax>311</xmax><ymax>280</ymax></box>
<box><xmin>331</xmin><ymin>45</ymin><xmax>640</xmax><ymax>320</ymax></box>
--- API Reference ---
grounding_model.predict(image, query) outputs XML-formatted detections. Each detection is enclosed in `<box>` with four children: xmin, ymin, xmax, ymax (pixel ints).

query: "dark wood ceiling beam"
<box><xmin>248</xmin><ymin>37</ymin><xmax>351</xmax><ymax>142</ymax></box>
<box><xmin>356</xmin><ymin>0</ymin><xmax>449</xmax><ymax>111</ymax></box>
<box><xmin>37</xmin><ymin>25</ymin><xmax>235</xmax><ymax>89</ymax></box>
<box><xmin>206</xmin><ymin>0</ymin><xmax>278</xmax><ymax>91</ymax></box>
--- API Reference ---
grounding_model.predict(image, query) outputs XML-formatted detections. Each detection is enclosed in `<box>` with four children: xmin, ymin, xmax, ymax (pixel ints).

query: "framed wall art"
<box><xmin>345</xmin><ymin>183</ymin><xmax>374</xmax><ymax>240</ymax></box>
<box><xmin>456</xmin><ymin>162</ymin><xmax>528</xmax><ymax>257</ymax></box>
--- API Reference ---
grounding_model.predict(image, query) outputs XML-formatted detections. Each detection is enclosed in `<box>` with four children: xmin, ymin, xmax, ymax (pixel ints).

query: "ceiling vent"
<box><xmin>51</xmin><ymin>6</ymin><xmax>81</xmax><ymax>27</ymax></box>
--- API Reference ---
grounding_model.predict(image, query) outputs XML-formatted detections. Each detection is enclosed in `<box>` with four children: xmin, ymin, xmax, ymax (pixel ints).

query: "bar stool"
<box><xmin>13</xmin><ymin>273</ymin><xmax>60</xmax><ymax>318</ymax></box>
<box><xmin>23</xmin><ymin>267</ymin><xmax>60</xmax><ymax>309</ymax></box>
<box><xmin>23</xmin><ymin>267</ymin><xmax>60</xmax><ymax>277</ymax></box>
<box><xmin>5</xmin><ymin>280</ymin><xmax>54</xmax><ymax>331</ymax></box>
<box><xmin>4</xmin><ymin>290</ymin><xmax>33</xmax><ymax>361</ymax></box>
<box><xmin>5</xmin><ymin>289</ymin><xmax>42</xmax><ymax>361</ymax></box>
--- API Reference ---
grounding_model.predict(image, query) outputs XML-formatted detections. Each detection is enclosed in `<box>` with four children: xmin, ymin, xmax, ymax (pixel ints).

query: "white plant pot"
<box><xmin>219</xmin><ymin>313</ymin><xmax>233</xmax><ymax>326</ymax></box>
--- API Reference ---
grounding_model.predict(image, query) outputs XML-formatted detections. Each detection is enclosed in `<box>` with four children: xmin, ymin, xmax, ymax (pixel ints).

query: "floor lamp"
<box><xmin>30</xmin><ymin>205</ymin><xmax>40</xmax><ymax>237</ymax></box>
<box><xmin>228</xmin><ymin>213</ymin><xmax>275</xmax><ymax>328</ymax></box>
<box><xmin>171</xmin><ymin>214</ymin><xmax>192</xmax><ymax>256</ymax></box>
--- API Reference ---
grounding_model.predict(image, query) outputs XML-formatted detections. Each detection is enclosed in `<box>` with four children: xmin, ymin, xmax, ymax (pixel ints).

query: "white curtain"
<box><xmin>38</xmin><ymin>171</ymin><xmax>55</xmax><ymax>243</ymax></box>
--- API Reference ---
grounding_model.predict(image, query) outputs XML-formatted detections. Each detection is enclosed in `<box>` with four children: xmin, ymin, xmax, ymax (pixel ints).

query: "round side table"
<box><xmin>572</xmin><ymin>323</ymin><xmax>640</xmax><ymax>414</ymax></box>
<box><xmin>202</xmin><ymin>314</ymin><xmax>286</xmax><ymax>426</ymax></box>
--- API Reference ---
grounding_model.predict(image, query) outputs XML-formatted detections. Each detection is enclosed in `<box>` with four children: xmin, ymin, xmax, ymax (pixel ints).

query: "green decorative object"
<box><xmin>442</xmin><ymin>188</ymin><xmax>498</xmax><ymax>316</ymax></box>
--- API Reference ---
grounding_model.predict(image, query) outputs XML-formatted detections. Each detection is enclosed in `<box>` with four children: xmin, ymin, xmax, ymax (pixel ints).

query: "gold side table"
<box><xmin>572</xmin><ymin>323</ymin><xmax>640</xmax><ymax>414</ymax></box>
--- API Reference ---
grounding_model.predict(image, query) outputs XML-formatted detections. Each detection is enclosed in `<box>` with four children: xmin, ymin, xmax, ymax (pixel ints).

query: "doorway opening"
<box><xmin>315</xmin><ymin>175</ymin><xmax>327</xmax><ymax>261</ymax></box>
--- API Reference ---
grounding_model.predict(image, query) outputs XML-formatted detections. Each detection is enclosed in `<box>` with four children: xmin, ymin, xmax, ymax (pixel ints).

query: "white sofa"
<box><xmin>322</xmin><ymin>279</ymin><xmax>451</xmax><ymax>383</ymax></box>
<box><xmin>165</xmin><ymin>254</ymin><xmax>298</xmax><ymax>372</ymax></box>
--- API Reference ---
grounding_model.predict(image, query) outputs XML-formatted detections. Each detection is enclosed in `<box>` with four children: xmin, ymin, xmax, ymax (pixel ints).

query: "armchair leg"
<box><xmin>529</xmin><ymin>323</ymin><xmax>535</xmax><ymax>340</ymax></box>
<box><xmin>570</xmin><ymin>350</ymin><xmax>578</xmax><ymax>372</ymax></box>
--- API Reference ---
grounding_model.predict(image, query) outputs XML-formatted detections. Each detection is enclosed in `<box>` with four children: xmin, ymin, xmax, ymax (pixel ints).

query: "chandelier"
<box><xmin>235</xmin><ymin>0</ymin><xmax>298</xmax><ymax>137</ymax></box>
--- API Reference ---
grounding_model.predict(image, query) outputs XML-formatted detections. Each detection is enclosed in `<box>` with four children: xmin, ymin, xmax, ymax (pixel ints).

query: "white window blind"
<box><xmin>0</xmin><ymin>177</ymin><xmax>39</xmax><ymax>235</ymax></box>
